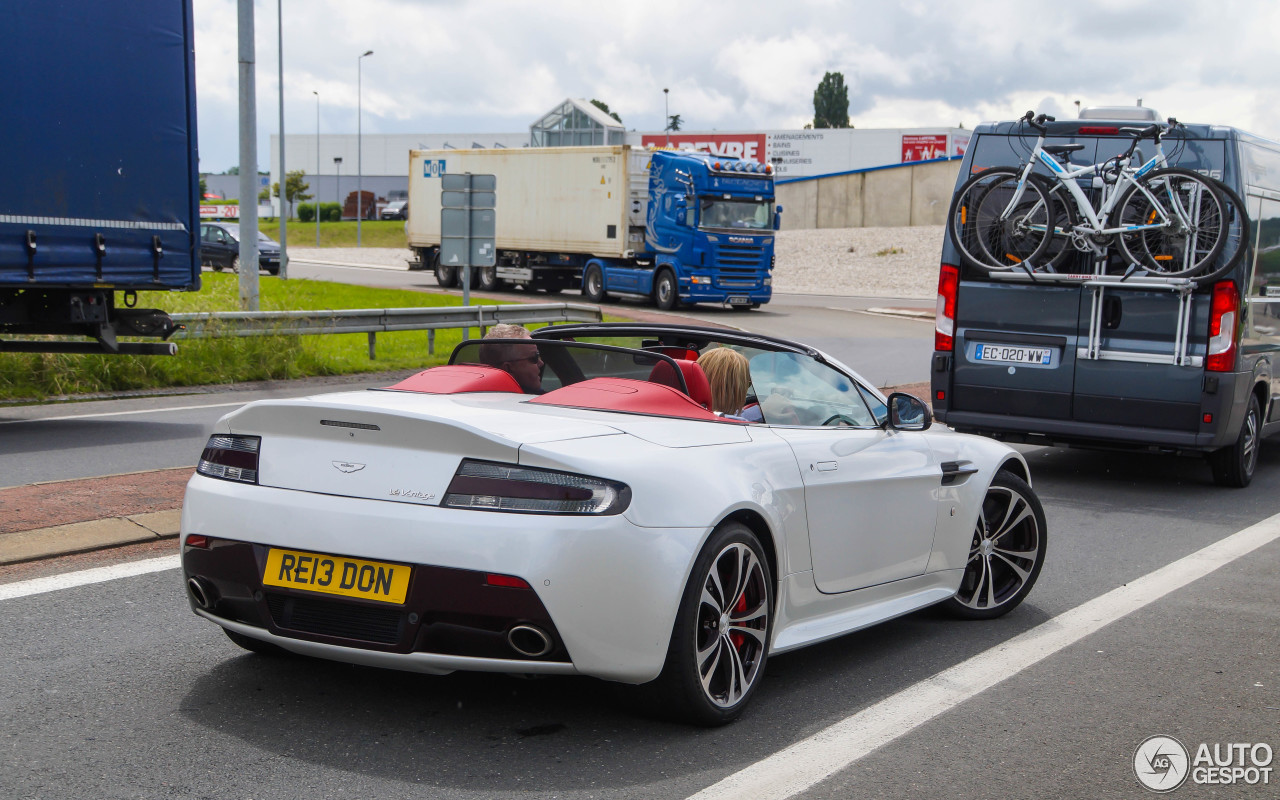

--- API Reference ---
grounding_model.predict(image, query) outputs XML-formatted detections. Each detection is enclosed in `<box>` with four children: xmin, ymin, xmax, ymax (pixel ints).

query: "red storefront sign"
<box><xmin>901</xmin><ymin>134</ymin><xmax>948</xmax><ymax>163</ymax></box>
<box><xmin>641</xmin><ymin>133</ymin><xmax>768</xmax><ymax>163</ymax></box>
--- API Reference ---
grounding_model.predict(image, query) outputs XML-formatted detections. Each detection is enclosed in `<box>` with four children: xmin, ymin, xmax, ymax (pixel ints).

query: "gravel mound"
<box><xmin>289</xmin><ymin>225</ymin><xmax>947</xmax><ymax>300</ymax></box>
<box><xmin>772</xmin><ymin>226</ymin><xmax>944</xmax><ymax>299</ymax></box>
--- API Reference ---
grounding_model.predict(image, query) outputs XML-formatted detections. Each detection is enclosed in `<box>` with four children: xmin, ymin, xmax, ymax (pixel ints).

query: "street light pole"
<box><xmin>277</xmin><ymin>0</ymin><xmax>287</xmax><ymax>279</ymax></box>
<box><xmin>314</xmin><ymin>90</ymin><xmax>320</xmax><ymax>246</ymax></box>
<box><xmin>663</xmin><ymin>88</ymin><xmax>669</xmax><ymax>146</ymax></box>
<box><xmin>357</xmin><ymin>49</ymin><xmax>373</xmax><ymax>247</ymax></box>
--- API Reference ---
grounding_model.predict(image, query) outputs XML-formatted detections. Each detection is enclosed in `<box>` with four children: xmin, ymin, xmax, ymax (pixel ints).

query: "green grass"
<box><xmin>0</xmin><ymin>274</ymin><xmax>544</xmax><ymax>401</ymax></box>
<box><xmin>271</xmin><ymin>219</ymin><xmax>407</xmax><ymax>249</ymax></box>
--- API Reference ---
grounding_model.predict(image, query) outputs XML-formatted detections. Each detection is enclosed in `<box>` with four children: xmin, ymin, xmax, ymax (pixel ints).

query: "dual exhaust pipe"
<box><xmin>187</xmin><ymin>577</ymin><xmax>215</xmax><ymax>610</ymax></box>
<box><xmin>507</xmin><ymin>624</ymin><xmax>553</xmax><ymax>658</ymax></box>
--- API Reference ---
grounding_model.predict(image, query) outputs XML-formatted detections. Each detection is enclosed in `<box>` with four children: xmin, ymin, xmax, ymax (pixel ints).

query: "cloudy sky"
<box><xmin>194</xmin><ymin>0</ymin><xmax>1280</xmax><ymax>173</ymax></box>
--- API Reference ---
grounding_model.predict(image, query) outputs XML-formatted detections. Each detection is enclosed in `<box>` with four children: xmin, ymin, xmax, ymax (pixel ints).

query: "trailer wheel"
<box><xmin>654</xmin><ymin>269</ymin><xmax>681</xmax><ymax>311</ymax></box>
<box><xmin>433</xmin><ymin>252</ymin><xmax>457</xmax><ymax>288</ymax></box>
<box><xmin>584</xmin><ymin>264</ymin><xmax>607</xmax><ymax>303</ymax></box>
<box><xmin>476</xmin><ymin>266</ymin><xmax>501</xmax><ymax>292</ymax></box>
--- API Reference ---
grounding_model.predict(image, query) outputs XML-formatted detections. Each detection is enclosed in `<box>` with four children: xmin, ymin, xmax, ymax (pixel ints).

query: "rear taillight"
<box><xmin>936</xmin><ymin>263</ymin><xmax>959</xmax><ymax>352</ymax></box>
<box><xmin>1078</xmin><ymin>126</ymin><xmax>1119</xmax><ymax>135</ymax></box>
<box><xmin>1206</xmin><ymin>281</ymin><xmax>1239</xmax><ymax>372</ymax></box>
<box><xmin>197</xmin><ymin>434</ymin><xmax>261</xmax><ymax>484</ymax></box>
<box><xmin>443</xmin><ymin>459</ymin><xmax>631</xmax><ymax>515</ymax></box>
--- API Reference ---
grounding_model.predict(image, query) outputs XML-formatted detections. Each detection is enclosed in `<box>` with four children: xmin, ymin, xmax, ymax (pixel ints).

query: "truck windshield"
<box><xmin>699</xmin><ymin>198</ymin><xmax>773</xmax><ymax>231</ymax></box>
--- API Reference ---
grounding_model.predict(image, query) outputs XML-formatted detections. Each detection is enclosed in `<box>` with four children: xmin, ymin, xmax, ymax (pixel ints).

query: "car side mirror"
<box><xmin>887</xmin><ymin>392</ymin><xmax>932</xmax><ymax>431</ymax></box>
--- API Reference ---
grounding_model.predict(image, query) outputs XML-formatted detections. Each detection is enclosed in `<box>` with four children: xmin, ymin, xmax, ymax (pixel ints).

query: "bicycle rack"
<box><xmin>990</xmin><ymin>262</ymin><xmax>1203</xmax><ymax>368</ymax></box>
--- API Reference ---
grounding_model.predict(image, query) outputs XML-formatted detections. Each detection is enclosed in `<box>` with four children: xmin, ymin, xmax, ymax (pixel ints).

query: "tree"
<box><xmin>668</xmin><ymin>113</ymin><xmax>682</xmax><ymax>132</ymax></box>
<box><xmin>812</xmin><ymin>71</ymin><xmax>851</xmax><ymax>129</ymax></box>
<box><xmin>272</xmin><ymin>169</ymin><xmax>313</xmax><ymax>218</ymax></box>
<box><xmin>198</xmin><ymin>175</ymin><xmax>207</xmax><ymax>198</ymax></box>
<box><xmin>590</xmin><ymin>99</ymin><xmax>622</xmax><ymax>123</ymax></box>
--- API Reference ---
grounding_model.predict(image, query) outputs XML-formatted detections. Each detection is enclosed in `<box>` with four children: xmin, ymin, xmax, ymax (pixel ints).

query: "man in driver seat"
<box><xmin>478</xmin><ymin>323</ymin><xmax>544</xmax><ymax>394</ymax></box>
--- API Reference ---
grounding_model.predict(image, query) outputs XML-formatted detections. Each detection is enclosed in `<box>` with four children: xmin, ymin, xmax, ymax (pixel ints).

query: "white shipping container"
<box><xmin>407</xmin><ymin>146</ymin><xmax>653</xmax><ymax>259</ymax></box>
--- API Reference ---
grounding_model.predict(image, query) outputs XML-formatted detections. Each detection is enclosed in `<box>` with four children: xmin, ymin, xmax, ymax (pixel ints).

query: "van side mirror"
<box><xmin>887</xmin><ymin>392</ymin><xmax>932</xmax><ymax>431</ymax></box>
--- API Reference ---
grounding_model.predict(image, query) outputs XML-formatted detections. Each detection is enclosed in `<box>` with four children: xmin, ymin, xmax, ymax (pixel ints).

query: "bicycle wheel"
<box><xmin>1113</xmin><ymin>167</ymin><xmax>1227</xmax><ymax>277</ymax></box>
<box><xmin>949</xmin><ymin>169</ymin><xmax>1057</xmax><ymax>273</ymax></box>
<box><xmin>1197</xmin><ymin>178</ymin><xmax>1251</xmax><ymax>284</ymax></box>
<box><xmin>948</xmin><ymin>168</ymin><xmax>1016</xmax><ymax>270</ymax></box>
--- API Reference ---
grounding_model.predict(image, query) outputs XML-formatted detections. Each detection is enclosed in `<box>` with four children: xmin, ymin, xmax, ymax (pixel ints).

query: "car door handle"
<box><xmin>814</xmin><ymin>461</ymin><xmax>838</xmax><ymax>472</ymax></box>
<box><xmin>940</xmin><ymin>460</ymin><xmax>979</xmax><ymax>485</ymax></box>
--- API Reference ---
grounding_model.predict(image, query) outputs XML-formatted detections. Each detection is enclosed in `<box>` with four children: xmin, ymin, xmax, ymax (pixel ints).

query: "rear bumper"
<box><xmin>181</xmin><ymin>474</ymin><xmax>702</xmax><ymax>684</ymax></box>
<box><xmin>935</xmin><ymin>370</ymin><xmax>1251</xmax><ymax>452</ymax></box>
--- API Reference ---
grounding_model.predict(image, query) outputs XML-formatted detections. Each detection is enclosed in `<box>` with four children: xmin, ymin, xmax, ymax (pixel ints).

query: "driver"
<box><xmin>478</xmin><ymin>324</ymin><xmax>544</xmax><ymax>394</ymax></box>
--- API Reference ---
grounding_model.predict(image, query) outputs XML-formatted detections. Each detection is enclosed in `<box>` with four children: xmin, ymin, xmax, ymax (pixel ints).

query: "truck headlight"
<box><xmin>691</xmin><ymin>275</ymin><xmax>712</xmax><ymax>285</ymax></box>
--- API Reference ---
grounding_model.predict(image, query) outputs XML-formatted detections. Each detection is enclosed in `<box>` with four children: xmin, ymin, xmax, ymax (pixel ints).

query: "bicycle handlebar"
<box><xmin>1022</xmin><ymin>110</ymin><xmax>1054</xmax><ymax>134</ymax></box>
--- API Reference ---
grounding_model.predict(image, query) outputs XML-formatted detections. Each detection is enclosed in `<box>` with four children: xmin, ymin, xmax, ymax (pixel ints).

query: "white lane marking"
<box><xmin>0</xmin><ymin>555</ymin><xmax>180</xmax><ymax>601</ymax></box>
<box><xmin>688</xmin><ymin>513</ymin><xmax>1280</xmax><ymax>800</ymax></box>
<box><xmin>0</xmin><ymin>401</ymin><xmax>245</xmax><ymax>425</ymax></box>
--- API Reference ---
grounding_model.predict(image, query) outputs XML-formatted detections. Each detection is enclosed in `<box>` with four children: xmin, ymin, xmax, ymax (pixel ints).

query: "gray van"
<box><xmin>931</xmin><ymin>110</ymin><xmax>1280</xmax><ymax>486</ymax></box>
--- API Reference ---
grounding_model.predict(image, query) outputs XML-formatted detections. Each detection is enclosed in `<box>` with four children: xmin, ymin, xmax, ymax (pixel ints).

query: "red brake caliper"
<box><xmin>730</xmin><ymin>590</ymin><xmax>747</xmax><ymax>650</ymax></box>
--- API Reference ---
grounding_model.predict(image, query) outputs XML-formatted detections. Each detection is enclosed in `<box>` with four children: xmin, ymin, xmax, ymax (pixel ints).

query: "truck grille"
<box><xmin>717</xmin><ymin>243</ymin><xmax>766</xmax><ymax>268</ymax></box>
<box><xmin>266</xmin><ymin>592</ymin><xmax>404</xmax><ymax>645</ymax></box>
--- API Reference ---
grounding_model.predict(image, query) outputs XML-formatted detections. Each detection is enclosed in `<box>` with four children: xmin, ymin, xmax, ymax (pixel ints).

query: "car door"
<box><xmin>749</xmin><ymin>351</ymin><xmax>941</xmax><ymax>594</ymax></box>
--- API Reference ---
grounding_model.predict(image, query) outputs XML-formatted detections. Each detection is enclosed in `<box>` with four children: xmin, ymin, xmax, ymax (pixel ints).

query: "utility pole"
<box><xmin>236</xmin><ymin>0</ymin><xmax>259</xmax><ymax>310</ymax></box>
<box><xmin>277</xmin><ymin>0</ymin><xmax>287</xmax><ymax>279</ymax></box>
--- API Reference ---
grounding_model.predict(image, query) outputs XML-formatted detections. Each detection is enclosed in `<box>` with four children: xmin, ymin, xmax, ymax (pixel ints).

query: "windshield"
<box><xmin>699</xmin><ymin>197</ymin><xmax>773</xmax><ymax>231</ymax></box>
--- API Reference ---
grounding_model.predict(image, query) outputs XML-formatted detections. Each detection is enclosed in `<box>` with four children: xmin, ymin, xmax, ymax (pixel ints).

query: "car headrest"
<box><xmin>648</xmin><ymin>359</ymin><xmax>712</xmax><ymax>409</ymax></box>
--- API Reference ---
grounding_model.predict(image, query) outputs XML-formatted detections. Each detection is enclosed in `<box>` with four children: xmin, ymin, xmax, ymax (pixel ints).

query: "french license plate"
<box><xmin>262</xmin><ymin>548</ymin><xmax>410</xmax><ymax>604</ymax></box>
<box><xmin>974</xmin><ymin>343</ymin><xmax>1054</xmax><ymax>366</ymax></box>
<box><xmin>727</xmin><ymin>296</ymin><xmax>750</xmax><ymax>305</ymax></box>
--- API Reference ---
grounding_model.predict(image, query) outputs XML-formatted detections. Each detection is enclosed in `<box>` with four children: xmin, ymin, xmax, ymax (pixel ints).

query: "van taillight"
<box><xmin>1206</xmin><ymin>280</ymin><xmax>1239</xmax><ymax>372</ymax></box>
<box><xmin>936</xmin><ymin>264</ymin><xmax>959</xmax><ymax>351</ymax></box>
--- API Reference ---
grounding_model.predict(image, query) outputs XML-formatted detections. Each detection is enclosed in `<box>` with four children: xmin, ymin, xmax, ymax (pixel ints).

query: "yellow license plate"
<box><xmin>262</xmin><ymin>548</ymin><xmax>411</xmax><ymax>604</ymax></box>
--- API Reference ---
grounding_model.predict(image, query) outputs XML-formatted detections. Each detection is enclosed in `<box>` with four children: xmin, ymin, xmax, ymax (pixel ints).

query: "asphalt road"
<box><xmin>2</xmin><ymin>263</ymin><xmax>1276</xmax><ymax>799</ymax></box>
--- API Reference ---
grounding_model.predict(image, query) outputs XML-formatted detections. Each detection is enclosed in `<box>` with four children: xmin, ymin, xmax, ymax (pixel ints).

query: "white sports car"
<box><xmin>181</xmin><ymin>323</ymin><xmax>1046</xmax><ymax>725</ymax></box>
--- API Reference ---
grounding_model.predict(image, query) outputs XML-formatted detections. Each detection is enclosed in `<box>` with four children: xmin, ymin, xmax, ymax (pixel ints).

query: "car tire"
<box><xmin>223</xmin><ymin>627</ymin><xmax>290</xmax><ymax>656</ymax></box>
<box><xmin>1208</xmin><ymin>393</ymin><xmax>1261</xmax><ymax>488</ymax></box>
<box><xmin>434</xmin><ymin>252</ymin><xmax>457</xmax><ymax>288</ymax></box>
<box><xmin>942</xmin><ymin>471</ymin><xmax>1046</xmax><ymax>620</ymax></box>
<box><xmin>229</xmin><ymin>255</ymin><xmax>239</xmax><ymax>274</ymax></box>
<box><xmin>653</xmin><ymin>268</ymin><xmax>681</xmax><ymax>311</ymax></box>
<box><xmin>583</xmin><ymin>264</ymin><xmax>606</xmax><ymax>303</ymax></box>
<box><xmin>649</xmin><ymin>521</ymin><xmax>773</xmax><ymax>726</ymax></box>
<box><xmin>212</xmin><ymin>261</ymin><xmax>223</xmax><ymax>272</ymax></box>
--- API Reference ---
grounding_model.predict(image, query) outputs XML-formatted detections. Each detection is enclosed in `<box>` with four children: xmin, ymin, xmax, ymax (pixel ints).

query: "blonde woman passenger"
<box><xmin>698</xmin><ymin>346</ymin><xmax>755</xmax><ymax>420</ymax></box>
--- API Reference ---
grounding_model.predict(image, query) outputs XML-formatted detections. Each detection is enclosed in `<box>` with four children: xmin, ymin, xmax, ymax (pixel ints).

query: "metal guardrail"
<box><xmin>170</xmin><ymin>302</ymin><xmax>603</xmax><ymax>359</ymax></box>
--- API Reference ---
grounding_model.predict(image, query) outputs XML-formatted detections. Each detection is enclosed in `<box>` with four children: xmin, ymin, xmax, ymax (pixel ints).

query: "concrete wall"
<box><xmin>777</xmin><ymin>158</ymin><xmax>962</xmax><ymax>229</ymax></box>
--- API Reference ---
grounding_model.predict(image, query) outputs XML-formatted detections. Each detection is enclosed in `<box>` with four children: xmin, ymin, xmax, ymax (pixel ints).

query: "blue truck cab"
<box><xmin>0</xmin><ymin>0</ymin><xmax>199</xmax><ymax>356</ymax></box>
<box><xmin>585</xmin><ymin>150</ymin><xmax>778</xmax><ymax>311</ymax></box>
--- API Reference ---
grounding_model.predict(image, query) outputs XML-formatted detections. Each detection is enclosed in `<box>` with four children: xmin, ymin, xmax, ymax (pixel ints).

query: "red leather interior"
<box><xmin>647</xmin><ymin>360</ymin><xmax>713</xmax><ymax>409</ymax></box>
<box><xmin>385</xmin><ymin>365</ymin><xmax>524</xmax><ymax>394</ymax></box>
<box><xmin>529</xmin><ymin>378</ymin><xmax>742</xmax><ymax>422</ymax></box>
